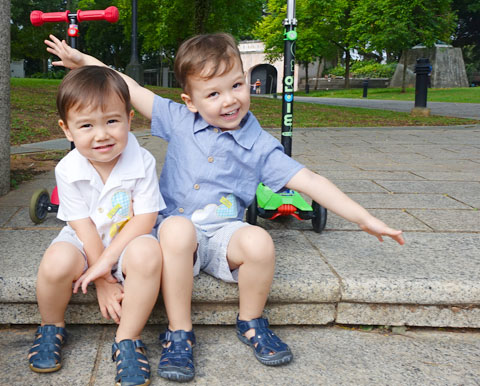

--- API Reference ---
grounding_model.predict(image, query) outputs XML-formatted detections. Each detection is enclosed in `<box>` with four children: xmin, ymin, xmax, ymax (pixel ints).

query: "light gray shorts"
<box><xmin>50</xmin><ymin>225</ymin><xmax>157</xmax><ymax>284</ymax></box>
<box><xmin>157</xmin><ymin>219</ymin><xmax>249</xmax><ymax>283</ymax></box>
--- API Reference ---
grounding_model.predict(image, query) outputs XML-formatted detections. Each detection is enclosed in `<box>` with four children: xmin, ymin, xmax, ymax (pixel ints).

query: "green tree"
<box><xmin>452</xmin><ymin>0</ymin><xmax>480</xmax><ymax>83</ymax></box>
<box><xmin>11</xmin><ymin>0</ymin><xmax>67</xmax><ymax>75</ymax></box>
<box><xmin>115</xmin><ymin>0</ymin><xmax>264</xmax><ymax>61</ymax></box>
<box><xmin>350</xmin><ymin>0</ymin><xmax>456</xmax><ymax>91</ymax></box>
<box><xmin>254</xmin><ymin>0</ymin><xmax>336</xmax><ymax>89</ymax></box>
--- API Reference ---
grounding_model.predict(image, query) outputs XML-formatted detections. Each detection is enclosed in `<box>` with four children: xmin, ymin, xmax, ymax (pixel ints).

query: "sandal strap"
<box><xmin>159</xmin><ymin>329</ymin><xmax>196</xmax><ymax>347</ymax></box>
<box><xmin>158</xmin><ymin>329</ymin><xmax>195</xmax><ymax>371</ymax></box>
<box><xmin>28</xmin><ymin>325</ymin><xmax>67</xmax><ymax>363</ymax></box>
<box><xmin>236</xmin><ymin>316</ymin><xmax>269</xmax><ymax>335</ymax></box>
<box><xmin>112</xmin><ymin>339</ymin><xmax>150</xmax><ymax>384</ymax></box>
<box><xmin>236</xmin><ymin>316</ymin><xmax>289</xmax><ymax>356</ymax></box>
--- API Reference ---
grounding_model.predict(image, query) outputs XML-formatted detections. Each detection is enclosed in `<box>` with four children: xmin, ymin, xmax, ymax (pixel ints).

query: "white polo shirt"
<box><xmin>55</xmin><ymin>132</ymin><xmax>164</xmax><ymax>247</ymax></box>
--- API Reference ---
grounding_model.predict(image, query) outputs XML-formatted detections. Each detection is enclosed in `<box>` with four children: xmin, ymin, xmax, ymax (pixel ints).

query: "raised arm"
<box><xmin>45</xmin><ymin>34</ymin><xmax>154</xmax><ymax>120</ymax></box>
<box><xmin>286</xmin><ymin>168</ymin><xmax>405</xmax><ymax>245</ymax></box>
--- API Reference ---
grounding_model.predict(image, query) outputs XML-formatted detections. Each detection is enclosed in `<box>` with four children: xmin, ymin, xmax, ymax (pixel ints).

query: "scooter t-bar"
<box><xmin>30</xmin><ymin>6</ymin><xmax>119</xmax><ymax>27</ymax></box>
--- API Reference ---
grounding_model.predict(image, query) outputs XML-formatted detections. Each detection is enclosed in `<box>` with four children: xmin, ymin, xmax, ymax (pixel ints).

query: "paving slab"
<box><xmin>1</xmin><ymin>325</ymin><xmax>479</xmax><ymax>386</ymax></box>
<box><xmin>407</xmin><ymin>209</ymin><xmax>480</xmax><ymax>232</ymax></box>
<box><xmin>307</xmin><ymin>232</ymin><xmax>480</xmax><ymax>305</ymax></box>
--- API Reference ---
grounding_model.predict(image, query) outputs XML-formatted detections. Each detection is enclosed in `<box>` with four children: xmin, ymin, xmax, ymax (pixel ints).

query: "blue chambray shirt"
<box><xmin>151</xmin><ymin>95</ymin><xmax>304</xmax><ymax>226</ymax></box>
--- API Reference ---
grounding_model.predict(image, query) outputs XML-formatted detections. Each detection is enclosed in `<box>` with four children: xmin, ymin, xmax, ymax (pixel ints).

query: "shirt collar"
<box><xmin>63</xmin><ymin>132</ymin><xmax>144</xmax><ymax>184</ymax></box>
<box><xmin>193</xmin><ymin>111</ymin><xmax>262</xmax><ymax>150</ymax></box>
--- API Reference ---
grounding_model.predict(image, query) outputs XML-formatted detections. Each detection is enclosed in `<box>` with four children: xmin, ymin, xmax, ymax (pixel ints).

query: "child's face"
<box><xmin>58</xmin><ymin>93</ymin><xmax>133</xmax><ymax>172</ymax></box>
<box><xmin>181</xmin><ymin>59</ymin><xmax>250</xmax><ymax>131</ymax></box>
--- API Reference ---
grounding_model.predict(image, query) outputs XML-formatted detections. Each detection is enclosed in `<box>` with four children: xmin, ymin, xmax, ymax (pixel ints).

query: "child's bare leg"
<box><xmin>227</xmin><ymin>226</ymin><xmax>275</xmax><ymax>338</ymax></box>
<box><xmin>115</xmin><ymin>236</ymin><xmax>162</xmax><ymax>341</ymax></box>
<box><xmin>158</xmin><ymin>216</ymin><xmax>196</xmax><ymax>331</ymax></box>
<box><xmin>36</xmin><ymin>242</ymin><xmax>85</xmax><ymax>327</ymax></box>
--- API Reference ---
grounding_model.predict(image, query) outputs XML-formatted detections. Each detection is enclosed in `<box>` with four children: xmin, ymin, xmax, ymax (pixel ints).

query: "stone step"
<box><xmin>2</xmin><ymin>129</ymin><xmax>480</xmax><ymax>328</ymax></box>
<box><xmin>1</xmin><ymin>192</ymin><xmax>479</xmax><ymax>327</ymax></box>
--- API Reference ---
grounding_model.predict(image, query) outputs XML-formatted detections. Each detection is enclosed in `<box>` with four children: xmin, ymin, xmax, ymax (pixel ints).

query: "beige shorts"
<box><xmin>50</xmin><ymin>225</ymin><xmax>157</xmax><ymax>284</ymax></box>
<box><xmin>157</xmin><ymin>219</ymin><xmax>249</xmax><ymax>283</ymax></box>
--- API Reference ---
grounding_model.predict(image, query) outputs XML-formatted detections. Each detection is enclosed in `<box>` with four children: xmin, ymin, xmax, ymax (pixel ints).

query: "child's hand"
<box><xmin>45</xmin><ymin>34</ymin><xmax>85</xmax><ymax>69</ymax></box>
<box><xmin>359</xmin><ymin>216</ymin><xmax>405</xmax><ymax>245</ymax></box>
<box><xmin>94</xmin><ymin>279</ymin><xmax>124</xmax><ymax>324</ymax></box>
<box><xmin>73</xmin><ymin>258</ymin><xmax>117</xmax><ymax>294</ymax></box>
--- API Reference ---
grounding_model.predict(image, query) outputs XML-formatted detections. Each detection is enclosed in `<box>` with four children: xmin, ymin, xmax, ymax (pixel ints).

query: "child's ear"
<box><xmin>181</xmin><ymin>93</ymin><xmax>198</xmax><ymax>113</ymax></box>
<box><xmin>58</xmin><ymin>119</ymin><xmax>73</xmax><ymax>142</ymax></box>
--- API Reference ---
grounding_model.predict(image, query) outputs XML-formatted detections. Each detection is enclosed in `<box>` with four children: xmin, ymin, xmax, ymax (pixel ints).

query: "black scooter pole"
<box><xmin>281</xmin><ymin>0</ymin><xmax>297</xmax><ymax>157</ymax></box>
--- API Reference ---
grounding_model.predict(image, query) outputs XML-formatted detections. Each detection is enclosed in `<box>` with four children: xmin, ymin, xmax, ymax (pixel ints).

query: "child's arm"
<box><xmin>68</xmin><ymin>217</ymin><xmax>124</xmax><ymax>323</ymax></box>
<box><xmin>45</xmin><ymin>35</ymin><xmax>154</xmax><ymax>120</ymax></box>
<box><xmin>286</xmin><ymin>168</ymin><xmax>405</xmax><ymax>245</ymax></box>
<box><xmin>73</xmin><ymin>212</ymin><xmax>158</xmax><ymax>294</ymax></box>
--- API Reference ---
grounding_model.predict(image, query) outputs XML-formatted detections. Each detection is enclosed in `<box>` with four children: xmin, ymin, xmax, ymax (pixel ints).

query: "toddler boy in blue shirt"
<box><xmin>46</xmin><ymin>33</ymin><xmax>404</xmax><ymax>383</ymax></box>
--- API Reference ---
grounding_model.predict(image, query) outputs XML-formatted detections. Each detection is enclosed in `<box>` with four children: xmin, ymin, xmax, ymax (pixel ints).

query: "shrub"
<box><xmin>324</xmin><ymin>60</ymin><xmax>397</xmax><ymax>78</ymax></box>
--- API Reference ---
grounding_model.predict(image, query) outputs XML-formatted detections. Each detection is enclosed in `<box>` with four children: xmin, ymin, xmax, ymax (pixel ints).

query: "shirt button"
<box><xmin>101</xmin><ymin>234</ymin><xmax>105</xmax><ymax>240</ymax></box>
<box><xmin>194</xmin><ymin>184</ymin><xmax>200</xmax><ymax>190</ymax></box>
<box><xmin>213</xmin><ymin>128</ymin><xmax>219</xmax><ymax>133</ymax></box>
<box><xmin>98</xmin><ymin>208</ymin><xmax>103</xmax><ymax>213</ymax></box>
<box><xmin>208</xmin><ymin>156</ymin><xmax>214</xmax><ymax>163</ymax></box>
<box><xmin>179</xmin><ymin>208</ymin><xmax>184</xmax><ymax>213</ymax></box>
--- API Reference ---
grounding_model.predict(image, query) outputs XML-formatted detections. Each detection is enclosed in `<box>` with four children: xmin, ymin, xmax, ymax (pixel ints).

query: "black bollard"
<box><xmin>362</xmin><ymin>78</ymin><xmax>369</xmax><ymax>98</ymax></box>
<box><xmin>414</xmin><ymin>58</ymin><xmax>430</xmax><ymax>108</ymax></box>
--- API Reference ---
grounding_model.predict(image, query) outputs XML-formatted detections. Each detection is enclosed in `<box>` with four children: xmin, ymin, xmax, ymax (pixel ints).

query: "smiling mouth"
<box><xmin>221</xmin><ymin>109</ymin><xmax>239</xmax><ymax>120</ymax></box>
<box><xmin>94</xmin><ymin>144</ymin><xmax>114</xmax><ymax>152</ymax></box>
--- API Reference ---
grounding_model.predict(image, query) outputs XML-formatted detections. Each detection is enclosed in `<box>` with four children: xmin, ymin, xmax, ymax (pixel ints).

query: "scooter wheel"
<box><xmin>29</xmin><ymin>188</ymin><xmax>50</xmax><ymax>224</ymax></box>
<box><xmin>246</xmin><ymin>196</ymin><xmax>258</xmax><ymax>225</ymax></box>
<box><xmin>312</xmin><ymin>201</ymin><xmax>327</xmax><ymax>233</ymax></box>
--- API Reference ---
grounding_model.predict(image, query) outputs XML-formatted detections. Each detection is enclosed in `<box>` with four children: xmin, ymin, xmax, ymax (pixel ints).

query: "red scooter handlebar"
<box><xmin>30</xmin><ymin>6</ymin><xmax>118</xmax><ymax>26</ymax></box>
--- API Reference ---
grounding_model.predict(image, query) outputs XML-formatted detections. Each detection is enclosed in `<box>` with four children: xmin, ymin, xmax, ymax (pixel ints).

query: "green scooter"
<box><xmin>246</xmin><ymin>0</ymin><xmax>327</xmax><ymax>233</ymax></box>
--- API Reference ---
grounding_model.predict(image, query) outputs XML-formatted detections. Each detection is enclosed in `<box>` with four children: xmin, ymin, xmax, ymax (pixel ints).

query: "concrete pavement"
<box><xmin>1</xmin><ymin>125</ymin><xmax>480</xmax><ymax>384</ymax></box>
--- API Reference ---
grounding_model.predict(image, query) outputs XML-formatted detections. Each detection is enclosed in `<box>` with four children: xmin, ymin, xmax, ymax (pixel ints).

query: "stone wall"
<box><xmin>390</xmin><ymin>46</ymin><xmax>469</xmax><ymax>88</ymax></box>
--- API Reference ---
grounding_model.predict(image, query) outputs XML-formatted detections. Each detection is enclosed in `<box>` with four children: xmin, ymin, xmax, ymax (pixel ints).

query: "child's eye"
<box><xmin>233</xmin><ymin>82</ymin><xmax>242</xmax><ymax>89</ymax></box>
<box><xmin>107</xmin><ymin>119</ymin><xmax>118</xmax><ymax>124</ymax></box>
<box><xmin>80</xmin><ymin>123</ymin><xmax>92</xmax><ymax>129</ymax></box>
<box><xmin>208</xmin><ymin>91</ymin><xmax>218</xmax><ymax>98</ymax></box>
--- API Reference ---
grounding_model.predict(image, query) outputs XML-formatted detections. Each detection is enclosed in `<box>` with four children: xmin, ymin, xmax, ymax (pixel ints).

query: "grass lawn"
<box><xmin>296</xmin><ymin>86</ymin><xmax>480</xmax><ymax>103</ymax></box>
<box><xmin>10</xmin><ymin>78</ymin><xmax>478</xmax><ymax>147</ymax></box>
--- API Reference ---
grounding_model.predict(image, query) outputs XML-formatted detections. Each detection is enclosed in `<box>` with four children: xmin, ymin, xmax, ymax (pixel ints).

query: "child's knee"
<box><xmin>39</xmin><ymin>243</ymin><xmax>84</xmax><ymax>282</ymax></box>
<box><xmin>240</xmin><ymin>226</ymin><xmax>275</xmax><ymax>264</ymax></box>
<box><xmin>124</xmin><ymin>237</ymin><xmax>162</xmax><ymax>275</ymax></box>
<box><xmin>159</xmin><ymin>216</ymin><xmax>197</xmax><ymax>252</ymax></box>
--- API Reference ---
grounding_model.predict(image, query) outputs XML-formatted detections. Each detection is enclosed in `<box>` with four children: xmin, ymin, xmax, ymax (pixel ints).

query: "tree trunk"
<box><xmin>304</xmin><ymin>62</ymin><xmax>309</xmax><ymax>93</ymax></box>
<box><xmin>344</xmin><ymin>50</ymin><xmax>351</xmax><ymax>89</ymax></box>
<box><xmin>0</xmin><ymin>0</ymin><xmax>10</xmax><ymax>195</ymax></box>
<box><xmin>314</xmin><ymin>57</ymin><xmax>324</xmax><ymax>90</ymax></box>
<box><xmin>194</xmin><ymin>0</ymin><xmax>210</xmax><ymax>34</ymax></box>
<box><xmin>401</xmin><ymin>49</ymin><xmax>407</xmax><ymax>93</ymax></box>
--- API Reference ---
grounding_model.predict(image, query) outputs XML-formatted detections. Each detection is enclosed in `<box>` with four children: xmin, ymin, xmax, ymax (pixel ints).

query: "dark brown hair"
<box><xmin>56</xmin><ymin>65</ymin><xmax>131</xmax><ymax>122</ymax></box>
<box><xmin>174</xmin><ymin>33</ymin><xmax>244</xmax><ymax>93</ymax></box>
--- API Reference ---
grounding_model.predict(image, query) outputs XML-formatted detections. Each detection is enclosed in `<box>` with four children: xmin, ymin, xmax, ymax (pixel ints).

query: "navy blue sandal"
<box><xmin>236</xmin><ymin>316</ymin><xmax>293</xmax><ymax>366</ymax></box>
<box><xmin>157</xmin><ymin>329</ymin><xmax>195</xmax><ymax>382</ymax></box>
<box><xmin>112</xmin><ymin>339</ymin><xmax>151</xmax><ymax>386</ymax></box>
<box><xmin>28</xmin><ymin>325</ymin><xmax>67</xmax><ymax>373</ymax></box>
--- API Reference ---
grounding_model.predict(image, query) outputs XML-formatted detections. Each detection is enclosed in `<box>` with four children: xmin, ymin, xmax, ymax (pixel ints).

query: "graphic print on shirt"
<box><xmin>107</xmin><ymin>189</ymin><xmax>133</xmax><ymax>238</ymax></box>
<box><xmin>191</xmin><ymin>193</ymin><xmax>238</xmax><ymax>225</ymax></box>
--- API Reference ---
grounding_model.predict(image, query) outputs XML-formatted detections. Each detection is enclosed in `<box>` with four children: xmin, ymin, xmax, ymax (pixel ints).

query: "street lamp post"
<box><xmin>125</xmin><ymin>0</ymin><xmax>144</xmax><ymax>85</ymax></box>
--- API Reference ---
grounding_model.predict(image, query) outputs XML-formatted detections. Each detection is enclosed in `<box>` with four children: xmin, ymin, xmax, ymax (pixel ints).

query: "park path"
<box><xmin>294</xmin><ymin>96</ymin><xmax>480</xmax><ymax>120</ymax></box>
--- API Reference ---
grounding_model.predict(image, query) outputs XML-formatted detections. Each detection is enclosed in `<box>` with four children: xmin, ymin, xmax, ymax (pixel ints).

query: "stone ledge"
<box><xmin>0</xmin><ymin>302</ymin><xmax>336</xmax><ymax>325</ymax></box>
<box><xmin>337</xmin><ymin>302</ymin><xmax>480</xmax><ymax>328</ymax></box>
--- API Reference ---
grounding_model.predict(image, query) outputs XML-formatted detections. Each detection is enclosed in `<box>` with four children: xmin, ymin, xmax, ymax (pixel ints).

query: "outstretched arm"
<box><xmin>286</xmin><ymin>168</ymin><xmax>405</xmax><ymax>245</ymax></box>
<box><xmin>45</xmin><ymin>34</ymin><xmax>154</xmax><ymax>120</ymax></box>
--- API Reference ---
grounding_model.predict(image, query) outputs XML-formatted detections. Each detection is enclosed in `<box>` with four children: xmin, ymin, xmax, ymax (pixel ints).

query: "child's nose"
<box><xmin>223</xmin><ymin>92</ymin><xmax>236</xmax><ymax>106</ymax></box>
<box><xmin>94</xmin><ymin>127</ymin><xmax>109</xmax><ymax>140</ymax></box>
